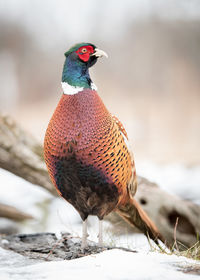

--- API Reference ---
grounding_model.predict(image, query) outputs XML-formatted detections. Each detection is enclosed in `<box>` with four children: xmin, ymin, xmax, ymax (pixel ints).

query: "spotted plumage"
<box><xmin>44</xmin><ymin>89</ymin><xmax>135</xmax><ymax>220</ymax></box>
<box><xmin>44</xmin><ymin>43</ymin><xmax>165</xmax><ymax>248</ymax></box>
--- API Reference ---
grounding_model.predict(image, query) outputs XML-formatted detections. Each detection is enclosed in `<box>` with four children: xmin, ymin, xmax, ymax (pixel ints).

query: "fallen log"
<box><xmin>0</xmin><ymin>113</ymin><xmax>200</xmax><ymax>248</ymax></box>
<box><xmin>107</xmin><ymin>177</ymin><xmax>200</xmax><ymax>249</ymax></box>
<box><xmin>0</xmin><ymin>232</ymin><xmax>136</xmax><ymax>261</ymax></box>
<box><xmin>0</xmin><ymin>114</ymin><xmax>56</xmax><ymax>196</ymax></box>
<box><xmin>0</xmin><ymin>203</ymin><xmax>32</xmax><ymax>221</ymax></box>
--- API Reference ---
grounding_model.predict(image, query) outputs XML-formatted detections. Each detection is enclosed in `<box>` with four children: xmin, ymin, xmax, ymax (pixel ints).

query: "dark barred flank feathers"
<box><xmin>44</xmin><ymin>43</ymin><xmax>166</xmax><ymax>248</ymax></box>
<box><xmin>44</xmin><ymin>90</ymin><xmax>133</xmax><ymax>219</ymax></box>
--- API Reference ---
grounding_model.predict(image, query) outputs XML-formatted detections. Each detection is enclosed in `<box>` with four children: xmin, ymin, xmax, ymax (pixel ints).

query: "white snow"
<box><xmin>0</xmin><ymin>169</ymin><xmax>52</xmax><ymax>215</ymax></box>
<box><xmin>0</xmin><ymin>161</ymin><xmax>200</xmax><ymax>246</ymax></box>
<box><xmin>0</xmin><ymin>247</ymin><xmax>199</xmax><ymax>280</ymax></box>
<box><xmin>0</xmin><ymin>163</ymin><xmax>200</xmax><ymax>279</ymax></box>
<box><xmin>136</xmin><ymin>161</ymin><xmax>200</xmax><ymax>204</ymax></box>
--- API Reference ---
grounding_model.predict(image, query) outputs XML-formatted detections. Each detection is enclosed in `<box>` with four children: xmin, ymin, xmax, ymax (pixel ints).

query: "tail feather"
<box><xmin>116</xmin><ymin>197</ymin><xmax>166</xmax><ymax>245</ymax></box>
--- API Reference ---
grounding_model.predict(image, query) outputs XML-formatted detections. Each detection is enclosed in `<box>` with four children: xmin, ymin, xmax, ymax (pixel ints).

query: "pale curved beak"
<box><xmin>92</xmin><ymin>48</ymin><xmax>108</xmax><ymax>58</ymax></box>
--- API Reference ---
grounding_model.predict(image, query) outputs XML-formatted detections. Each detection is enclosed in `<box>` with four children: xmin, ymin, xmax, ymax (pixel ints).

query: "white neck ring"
<box><xmin>61</xmin><ymin>81</ymin><xmax>98</xmax><ymax>95</ymax></box>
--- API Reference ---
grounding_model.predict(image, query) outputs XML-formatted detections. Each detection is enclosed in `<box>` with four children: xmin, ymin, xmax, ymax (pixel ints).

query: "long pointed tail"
<box><xmin>116</xmin><ymin>197</ymin><xmax>166</xmax><ymax>245</ymax></box>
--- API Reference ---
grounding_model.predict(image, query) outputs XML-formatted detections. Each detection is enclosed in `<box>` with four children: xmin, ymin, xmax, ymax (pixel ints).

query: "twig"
<box><xmin>174</xmin><ymin>217</ymin><xmax>179</xmax><ymax>252</ymax></box>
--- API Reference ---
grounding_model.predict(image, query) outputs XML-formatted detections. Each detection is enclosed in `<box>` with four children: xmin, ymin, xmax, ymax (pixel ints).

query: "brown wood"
<box><xmin>0</xmin><ymin>114</ymin><xmax>57</xmax><ymax>196</ymax></box>
<box><xmin>0</xmin><ymin>114</ymin><xmax>200</xmax><ymax>249</ymax></box>
<box><xmin>107</xmin><ymin>177</ymin><xmax>200</xmax><ymax>249</ymax></box>
<box><xmin>0</xmin><ymin>203</ymin><xmax>32</xmax><ymax>221</ymax></box>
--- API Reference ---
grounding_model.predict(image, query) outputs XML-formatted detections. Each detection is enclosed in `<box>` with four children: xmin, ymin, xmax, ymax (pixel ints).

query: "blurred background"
<box><xmin>1</xmin><ymin>0</ymin><xmax>200</xmax><ymax>164</ymax></box>
<box><xmin>0</xmin><ymin>0</ymin><xmax>200</xmax><ymax>248</ymax></box>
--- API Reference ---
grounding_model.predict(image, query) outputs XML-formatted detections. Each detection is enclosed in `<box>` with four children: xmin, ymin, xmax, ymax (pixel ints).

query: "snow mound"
<box><xmin>0</xmin><ymin>247</ymin><xmax>199</xmax><ymax>280</ymax></box>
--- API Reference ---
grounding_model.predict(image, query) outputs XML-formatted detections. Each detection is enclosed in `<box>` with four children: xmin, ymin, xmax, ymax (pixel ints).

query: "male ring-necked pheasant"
<box><xmin>44</xmin><ymin>43</ymin><xmax>164</xmax><ymax>248</ymax></box>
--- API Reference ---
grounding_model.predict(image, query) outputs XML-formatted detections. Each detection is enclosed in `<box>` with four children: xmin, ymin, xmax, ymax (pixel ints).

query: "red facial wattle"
<box><xmin>76</xmin><ymin>46</ymin><xmax>94</xmax><ymax>62</ymax></box>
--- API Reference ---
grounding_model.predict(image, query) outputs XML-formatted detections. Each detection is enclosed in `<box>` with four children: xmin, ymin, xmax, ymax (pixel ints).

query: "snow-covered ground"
<box><xmin>0</xmin><ymin>161</ymin><xmax>200</xmax><ymax>246</ymax></box>
<box><xmin>0</xmin><ymin>162</ymin><xmax>200</xmax><ymax>279</ymax></box>
<box><xmin>0</xmin><ymin>166</ymin><xmax>150</xmax><ymax>249</ymax></box>
<box><xmin>0</xmin><ymin>246</ymin><xmax>199</xmax><ymax>280</ymax></box>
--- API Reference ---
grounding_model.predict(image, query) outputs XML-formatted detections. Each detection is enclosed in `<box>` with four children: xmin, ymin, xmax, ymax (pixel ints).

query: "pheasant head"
<box><xmin>62</xmin><ymin>43</ymin><xmax>108</xmax><ymax>94</ymax></box>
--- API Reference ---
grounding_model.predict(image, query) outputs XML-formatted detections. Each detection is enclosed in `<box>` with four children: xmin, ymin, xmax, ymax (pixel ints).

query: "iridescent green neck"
<box><xmin>62</xmin><ymin>57</ymin><xmax>92</xmax><ymax>88</ymax></box>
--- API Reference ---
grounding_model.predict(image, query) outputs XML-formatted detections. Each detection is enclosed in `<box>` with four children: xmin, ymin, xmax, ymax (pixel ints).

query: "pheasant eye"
<box><xmin>81</xmin><ymin>48</ymin><xmax>87</xmax><ymax>53</ymax></box>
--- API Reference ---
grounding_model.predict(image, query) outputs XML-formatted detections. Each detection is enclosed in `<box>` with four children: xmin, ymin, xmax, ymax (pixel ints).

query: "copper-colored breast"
<box><xmin>44</xmin><ymin>89</ymin><xmax>133</xmax><ymax>219</ymax></box>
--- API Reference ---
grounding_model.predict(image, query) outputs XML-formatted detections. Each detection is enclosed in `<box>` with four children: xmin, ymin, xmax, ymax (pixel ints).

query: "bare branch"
<box><xmin>0</xmin><ymin>203</ymin><xmax>32</xmax><ymax>221</ymax></box>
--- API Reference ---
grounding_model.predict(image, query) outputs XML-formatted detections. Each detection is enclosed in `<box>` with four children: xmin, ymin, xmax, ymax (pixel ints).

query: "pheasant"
<box><xmin>44</xmin><ymin>43</ymin><xmax>165</xmax><ymax>249</ymax></box>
